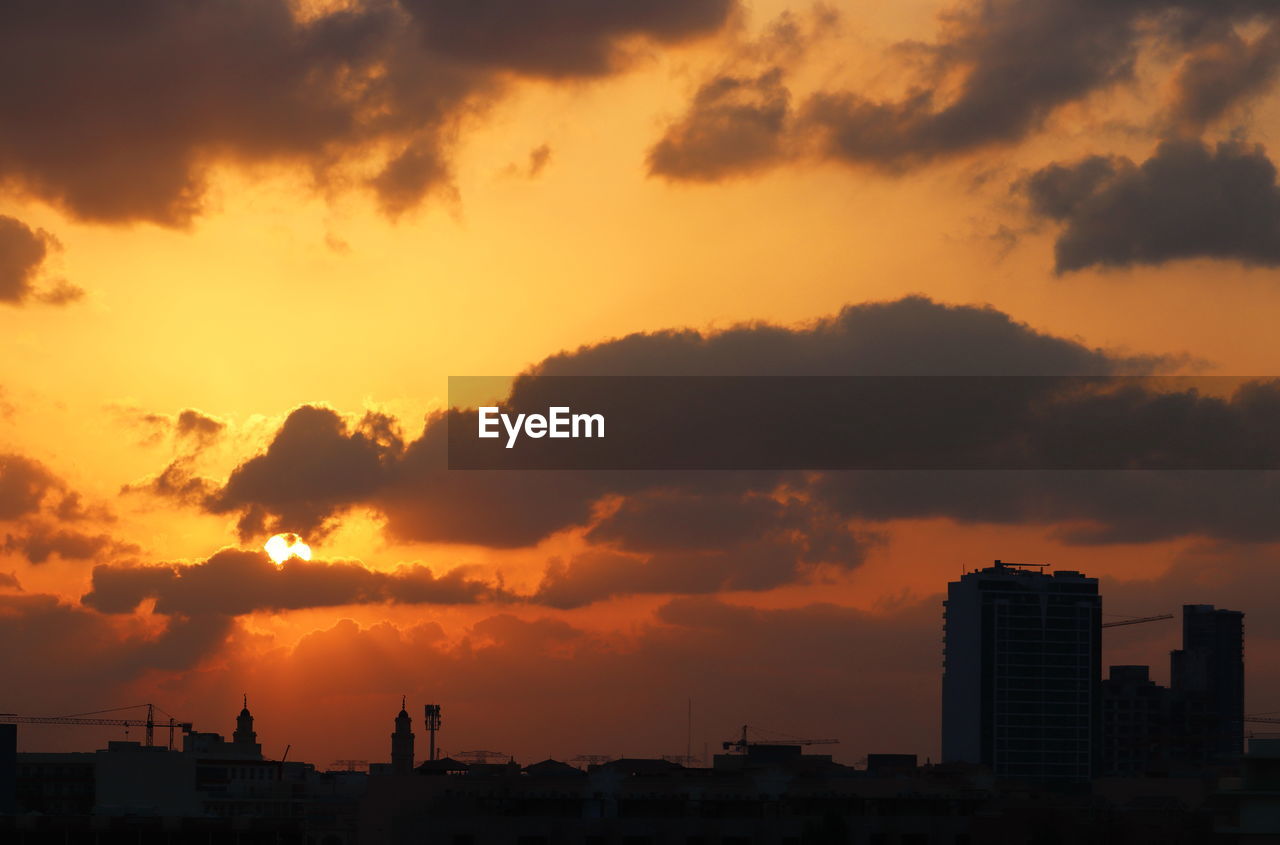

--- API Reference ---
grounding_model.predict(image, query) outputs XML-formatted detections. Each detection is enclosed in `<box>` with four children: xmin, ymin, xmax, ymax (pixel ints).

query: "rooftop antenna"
<box><xmin>424</xmin><ymin>704</ymin><xmax>442</xmax><ymax>761</ymax></box>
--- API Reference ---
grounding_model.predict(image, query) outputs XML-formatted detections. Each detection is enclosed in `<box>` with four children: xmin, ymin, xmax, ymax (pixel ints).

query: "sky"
<box><xmin>4</xmin><ymin>0</ymin><xmax>1280</xmax><ymax>766</ymax></box>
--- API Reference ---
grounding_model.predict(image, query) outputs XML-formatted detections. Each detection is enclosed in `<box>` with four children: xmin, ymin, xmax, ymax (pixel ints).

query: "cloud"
<box><xmin>649</xmin><ymin>1</ymin><xmax>1280</xmax><ymax>182</ymax></box>
<box><xmin>532</xmin><ymin>491</ymin><xmax>877</xmax><ymax>608</ymax></box>
<box><xmin>172</xmin><ymin>296</ymin><xmax>1192</xmax><ymax>558</ymax></box>
<box><xmin>646</xmin><ymin>8</ymin><xmax>836</xmax><ymax>183</ymax></box>
<box><xmin>0</xmin><ymin>592</ymin><xmax>234</xmax><ymax>693</ymax></box>
<box><xmin>1023</xmin><ymin>138</ymin><xmax>1280</xmax><ymax>272</ymax></box>
<box><xmin>0</xmin><ymin>453</ymin><xmax>65</xmax><ymax>521</ymax></box>
<box><xmin>140</xmin><ymin>295</ymin><xmax>1280</xmax><ymax>558</ymax></box>
<box><xmin>207</xmin><ymin>406</ymin><xmax>403</xmax><ymax>539</ymax></box>
<box><xmin>1168</xmin><ymin>21</ymin><xmax>1280</xmax><ymax>131</ymax></box>
<box><xmin>0</xmin><ymin>0</ymin><xmax>737</xmax><ymax>225</ymax></box>
<box><xmin>0</xmin><ymin>215</ymin><xmax>80</xmax><ymax>306</ymax></box>
<box><xmin>82</xmin><ymin>547</ymin><xmax>502</xmax><ymax>616</ymax></box>
<box><xmin>647</xmin><ymin>69</ymin><xmax>792</xmax><ymax>182</ymax></box>
<box><xmin>398</xmin><ymin>0</ymin><xmax>734</xmax><ymax>78</ymax></box>
<box><xmin>3</xmin><ymin>523</ymin><xmax>139</xmax><ymax>564</ymax></box>
<box><xmin>502</xmin><ymin>144</ymin><xmax>552</xmax><ymax>179</ymax></box>
<box><xmin>123</xmin><ymin>459</ymin><xmax>219</xmax><ymax>505</ymax></box>
<box><xmin>175</xmin><ymin>409</ymin><xmax>227</xmax><ymax>448</ymax></box>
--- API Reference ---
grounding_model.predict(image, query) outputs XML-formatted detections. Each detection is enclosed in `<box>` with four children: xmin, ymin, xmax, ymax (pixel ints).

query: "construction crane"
<box><xmin>722</xmin><ymin>725</ymin><xmax>838</xmax><ymax>753</ymax></box>
<box><xmin>1101</xmin><ymin>613</ymin><xmax>1174</xmax><ymax>629</ymax></box>
<box><xmin>0</xmin><ymin>703</ymin><xmax>193</xmax><ymax>749</ymax></box>
<box><xmin>1245</xmin><ymin>715</ymin><xmax>1280</xmax><ymax>726</ymax></box>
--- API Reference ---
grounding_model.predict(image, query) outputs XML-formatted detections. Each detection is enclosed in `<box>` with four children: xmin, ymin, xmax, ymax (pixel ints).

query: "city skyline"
<box><xmin>7</xmin><ymin>0</ymin><xmax>1280</xmax><ymax>771</ymax></box>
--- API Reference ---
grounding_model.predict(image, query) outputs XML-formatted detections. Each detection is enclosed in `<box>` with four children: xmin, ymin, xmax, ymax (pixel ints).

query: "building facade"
<box><xmin>943</xmin><ymin>561</ymin><xmax>1102</xmax><ymax>781</ymax></box>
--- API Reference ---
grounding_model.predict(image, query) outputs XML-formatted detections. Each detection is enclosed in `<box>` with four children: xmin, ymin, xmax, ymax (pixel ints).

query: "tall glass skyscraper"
<box><xmin>942</xmin><ymin>561</ymin><xmax>1102</xmax><ymax>781</ymax></box>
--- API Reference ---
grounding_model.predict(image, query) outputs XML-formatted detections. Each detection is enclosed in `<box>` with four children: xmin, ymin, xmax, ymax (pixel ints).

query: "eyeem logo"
<box><xmin>478</xmin><ymin>406</ymin><xmax>605</xmax><ymax>449</ymax></box>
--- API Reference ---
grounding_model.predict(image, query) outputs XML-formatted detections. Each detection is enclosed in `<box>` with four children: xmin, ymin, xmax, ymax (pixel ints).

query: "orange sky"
<box><xmin>3</xmin><ymin>0</ymin><xmax>1280</xmax><ymax>767</ymax></box>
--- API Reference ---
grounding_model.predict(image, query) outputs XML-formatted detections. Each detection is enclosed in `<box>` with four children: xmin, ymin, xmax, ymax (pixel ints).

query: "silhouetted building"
<box><xmin>1102</xmin><ymin>665</ymin><xmax>1173</xmax><ymax>776</ymax></box>
<box><xmin>1172</xmin><ymin>603</ymin><xmax>1244</xmax><ymax>763</ymax></box>
<box><xmin>390</xmin><ymin>698</ymin><xmax>414</xmax><ymax>775</ymax></box>
<box><xmin>943</xmin><ymin>561</ymin><xmax>1101</xmax><ymax>781</ymax></box>
<box><xmin>1213</xmin><ymin>737</ymin><xmax>1280</xmax><ymax>842</ymax></box>
<box><xmin>0</xmin><ymin>724</ymin><xmax>15</xmax><ymax>814</ymax></box>
<box><xmin>231</xmin><ymin>694</ymin><xmax>262</xmax><ymax>759</ymax></box>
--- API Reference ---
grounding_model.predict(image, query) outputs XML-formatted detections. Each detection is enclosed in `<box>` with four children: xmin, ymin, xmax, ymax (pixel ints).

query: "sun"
<box><xmin>264</xmin><ymin>533</ymin><xmax>312</xmax><ymax>565</ymax></box>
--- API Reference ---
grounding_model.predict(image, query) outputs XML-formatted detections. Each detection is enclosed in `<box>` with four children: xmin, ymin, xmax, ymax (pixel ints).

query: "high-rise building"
<box><xmin>1171</xmin><ymin>603</ymin><xmax>1244</xmax><ymax>763</ymax></box>
<box><xmin>943</xmin><ymin>561</ymin><xmax>1101</xmax><ymax>781</ymax></box>
<box><xmin>1100</xmin><ymin>665</ymin><xmax>1172</xmax><ymax>777</ymax></box>
<box><xmin>0</xmin><ymin>723</ymin><xmax>15</xmax><ymax>814</ymax></box>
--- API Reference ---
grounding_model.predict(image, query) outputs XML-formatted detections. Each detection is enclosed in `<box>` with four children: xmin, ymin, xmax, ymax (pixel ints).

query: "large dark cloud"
<box><xmin>1024</xmin><ymin>139</ymin><xmax>1280</xmax><ymax>272</ymax></box>
<box><xmin>182</xmin><ymin>297</ymin><xmax>1162</xmax><ymax>547</ymax></box>
<box><xmin>82</xmin><ymin>547</ymin><xmax>502</xmax><ymax>616</ymax></box>
<box><xmin>0</xmin><ymin>0</ymin><xmax>737</xmax><ymax>224</ymax></box>
<box><xmin>138</xmin><ymin>294</ymin><xmax>1280</xmax><ymax>586</ymax></box>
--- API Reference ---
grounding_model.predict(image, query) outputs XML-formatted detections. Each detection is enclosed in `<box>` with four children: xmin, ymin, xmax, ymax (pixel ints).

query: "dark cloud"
<box><xmin>0</xmin><ymin>215</ymin><xmax>80</xmax><ymax>306</ymax></box>
<box><xmin>175</xmin><ymin>409</ymin><xmax>226</xmax><ymax>447</ymax></box>
<box><xmin>1023</xmin><ymin>138</ymin><xmax>1280</xmax><ymax>272</ymax></box>
<box><xmin>651</xmin><ymin>0</ymin><xmax>1280</xmax><ymax>181</ymax></box>
<box><xmin>0</xmin><ymin>0</ymin><xmax>737</xmax><ymax>224</ymax></box>
<box><xmin>646</xmin><ymin>8</ymin><xmax>836</xmax><ymax>183</ymax></box>
<box><xmin>0</xmin><ymin>571</ymin><xmax>20</xmax><ymax>590</ymax></box>
<box><xmin>154</xmin><ymin>297</ymin><xmax>1280</xmax><ymax>557</ymax></box>
<box><xmin>398</xmin><ymin>0</ymin><xmax>733</xmax><ymax>78</ymax></box>
<box><xmin>1169</xmin><ymin>22</ymin><xmax>1280</xmax><ymax>131</ymax></box>
<box><xmin>208</xmin><ymin>406</ymin><xmax>404</xmax><ymax>539</ymax></box>
<box><xmin>0</xmin><ymin>593</ymin><xmax>233</xmax><ymax>692</ymax></box>
<box><xmin>647</xmin><ymin>69</ymin><xmax>791</xmax><ymax>182</ymax></box>
<box><xmin>174</xmin><ymin>296</ymin><xmax>1189</xmax><ymax>556</ymax></box>
<box><xmin>531</xmin><ymin>490</ymin><xmax>875</xmax><ymax>608</ymax></box>
<box><xmin>502</xmin><ymin>144</ymin><xmax>553</xmax><ymax>180</ymax></box>
<box><xmin>123</xmin><ymin>459</ymin><xmax>219</xmax><ymax>505</ymax></box>
<box><xmin>528</xmin><ymin>295</ymin><xmax>1162</xmax><ymax>377</ymax></box>
<box><xmin>3</xmin><ymin>523</ymin><xmax>139</xmax><ymax>564</ymax></box>
<box><xmin>0</xmin><ymin>453</ymin><xmax>63</xmax><ymax>520</ymax></box>
<box><xmin>83</xmin><ymin>547</ymin><xmax>501</xmax><ymax>617</ymax></box>
<box><xmin>117</xmin><ymin>406</ymin><xmax>226</xmax><ymax>451</ymax></box>
<box><xmin>800</xmin><ymin>0</ymin><xmax>1146</xmax><ymax>169</ymax></box>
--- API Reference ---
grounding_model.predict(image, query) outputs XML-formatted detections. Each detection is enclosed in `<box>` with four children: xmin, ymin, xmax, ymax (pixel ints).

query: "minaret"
<box><xmin>234</xmin><ymin>694</ymin><xmax>257</xmax><ymax>746</ymax></box>
<box><xmin>391</xmin><ymin>696</ymin><xmax>415</xmax><ymax>775</ymax></box>
<box><xmin>231</xmin><ymin>694</ymin><xmax>263</xmax><ymax>759</ymax></box>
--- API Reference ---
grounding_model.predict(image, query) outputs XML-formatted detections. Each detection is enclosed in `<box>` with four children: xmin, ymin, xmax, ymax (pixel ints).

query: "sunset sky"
<box><xmin>5</xmin><ymin>0</ymin><xmax>1280</xmax><ymax>767</ymax></box>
